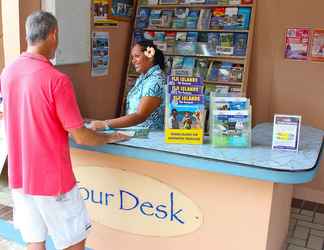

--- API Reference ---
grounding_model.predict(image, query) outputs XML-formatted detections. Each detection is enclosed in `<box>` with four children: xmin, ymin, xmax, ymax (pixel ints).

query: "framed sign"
<box><xmin>272</xmin><ymin>114</ymin><xmax>302</xmax><ymax>152</ymax></box>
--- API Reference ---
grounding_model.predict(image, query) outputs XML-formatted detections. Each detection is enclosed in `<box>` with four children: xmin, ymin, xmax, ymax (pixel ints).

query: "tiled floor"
<box><xmin>287</xmin><ymin>199</ymin><xmax>324</xmax><ymax>250</ymax></box>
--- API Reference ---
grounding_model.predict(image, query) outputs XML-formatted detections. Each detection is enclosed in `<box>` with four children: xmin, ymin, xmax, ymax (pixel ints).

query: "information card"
<box><xmin>272</xmin><ymin>114</ymin><xmax>302</xmax><ymax>151</ymax></box>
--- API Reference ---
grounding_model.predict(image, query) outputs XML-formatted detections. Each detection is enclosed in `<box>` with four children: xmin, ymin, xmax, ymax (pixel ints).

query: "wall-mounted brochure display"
<box><xmin>272</xmin><ymin>114</ymin><xmax>301</xmax><ymax>152</ymax></box>
<box><xmin>165</xmin><ymin>76</ymin><xmax>205</xmax><ymax>144</ymax></box>
<box><xmin>284</xmin><ymin>28</ymin><xmax>324</xmax><ymax>62</ymax></box>
<box><xmin>124</xmin><ymin>0</ymin><xmax>256</xmax><ymax>106</ymax></box>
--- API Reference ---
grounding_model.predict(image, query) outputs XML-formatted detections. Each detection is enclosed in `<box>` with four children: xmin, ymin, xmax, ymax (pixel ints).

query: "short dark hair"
<box><xmin>135</xmin><ymin>39</ymin><xmax>165</xmax><ymax>70</ymax></box>
<box><xmin>25</xmin><ymin>11</ymin><xmax>58</xmax><ymax>45</ymax></box>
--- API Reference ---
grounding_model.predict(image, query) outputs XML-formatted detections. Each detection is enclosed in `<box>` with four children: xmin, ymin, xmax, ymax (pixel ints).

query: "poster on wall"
<box><xmin>91</xmin><ymin>32</ymin><xmax>110</xmax><ymax>77</ymax></box>
<box><xmin>309</xmin><ymin>29</ymin><xmax>324</xmax><ymax>62</ymax></box>
<box><xmin>93</xmin><ymin>0</ymin><xmax>119</xmax><ymax>27</ymax></box>
<box><xmin>284</xmin><ymin>28</ymin><xmax>310</xmax><ymax>60</ymax></box>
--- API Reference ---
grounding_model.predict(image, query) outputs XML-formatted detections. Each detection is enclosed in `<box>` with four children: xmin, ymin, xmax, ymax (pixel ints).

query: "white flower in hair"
<box><xmin>144</xmin><ymin>46</ymin><xmax>155</xmax><ymax>58</ymax></box>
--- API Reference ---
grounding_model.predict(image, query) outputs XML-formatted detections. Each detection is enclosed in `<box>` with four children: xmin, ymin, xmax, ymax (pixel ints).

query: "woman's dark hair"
<box><xmin>135</xmin><ymin>39</ymin><xmax>165</xmax><ymax>70</ymax></box>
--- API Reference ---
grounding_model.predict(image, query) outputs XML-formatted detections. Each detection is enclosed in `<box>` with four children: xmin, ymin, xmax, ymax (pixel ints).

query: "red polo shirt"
<box><xmin>0</xmin><ymin>52</ymin><xmax>83</xmax><ymax>195</ymax></box>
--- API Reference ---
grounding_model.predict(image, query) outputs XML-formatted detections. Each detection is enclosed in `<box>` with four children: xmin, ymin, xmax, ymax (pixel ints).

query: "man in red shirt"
<box><xmin>0</xmin><ymin>11</ymin><xmax>127</xmax><ymax>250</ymax></box>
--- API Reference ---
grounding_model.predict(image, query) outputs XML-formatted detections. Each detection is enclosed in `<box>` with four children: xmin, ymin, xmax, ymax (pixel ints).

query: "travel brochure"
<box><xmin>93</xmin><ymin>0</ymin><xmax>134</xmax><ymax>26</ymax></box>
<box><xmin>272</xmin><ymin>114</ymin><xmax>301</xmax><ymax>152</ymax></box>
<box><xmin>139</xmin><ymin>0</ymin><xmax>253</xmax><ymax>5</ymax></box>
<box><xmin>93</xmin><ymin>0</ymin><xmax>119</xmax><ymax>27</ymax></box>
<box><xmin>209</xmin><ymin>95</ymin><xmax>251</xmax><ymax>147</ymax></box>
<box><xmin>165</xmin><ymin>76</ymin><xmax>205</xmax><ymax>144</ymax></box>
<box><xmin>91</xmin><ymin>32</ymin><xmax>110</xmax><ymax>77</ymax></box>
<box><xmin>85</xmin><ymin>122</ymin><xmax>150</xmax><ymax>138</ymax></box>
<box><xmin>135</xmin><ymin>6</ymin><xmax>251</xmax><ymax>31</ymax></box>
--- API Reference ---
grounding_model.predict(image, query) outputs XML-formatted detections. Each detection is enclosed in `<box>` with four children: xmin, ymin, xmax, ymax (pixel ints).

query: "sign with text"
<box><xmin>74</xmin><ymin>166</ymin><xmax>203</xmax><ymax>236</ymax></box>
<box><xmin>272</xmin><ymin>114</ymin><xmax>301</xmax><ymax>152</ymax></box>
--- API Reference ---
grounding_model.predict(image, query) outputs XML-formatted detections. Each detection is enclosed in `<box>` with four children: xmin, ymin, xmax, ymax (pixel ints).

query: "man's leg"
<box><xmin>64</xmin><ymin>239</ymin><xmax>86</xmax><ymax>250</ymax></box>
<box><xmin>12</xmin><ymin>190</ymin><xmax>47</xmax><ymax>249</ymax></box>
<box><xmin>27</xmin><ymin>242</ymin><xmax>46</xmax><ymax>250</ymax></box>
<box><xmin>35</xmin><ymin>185</ymin><xmax>91</xmax><ymax>250</ymax></box>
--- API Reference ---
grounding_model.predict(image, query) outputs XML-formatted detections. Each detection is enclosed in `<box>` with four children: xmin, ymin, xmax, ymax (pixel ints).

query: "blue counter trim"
<box><xmin>0</xmin><ymin>219</ymin><xmax>92</xmax><ymax>250</ymax></box>
<box><xmin>71</xmin><ymin>141</ymin><xmax>323</xmax><ymax>184</ymax></box>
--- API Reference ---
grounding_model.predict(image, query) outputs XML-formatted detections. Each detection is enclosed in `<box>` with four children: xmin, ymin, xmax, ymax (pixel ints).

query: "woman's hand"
<box><xmin>107</xmin><ymin>132</ymin><xmax>130</xmax><ymax>143</ymax></box>
<box><xmin>89</xmin><ymin>120</ymin><xmax>107</xmax><ymax>130</ymax></box>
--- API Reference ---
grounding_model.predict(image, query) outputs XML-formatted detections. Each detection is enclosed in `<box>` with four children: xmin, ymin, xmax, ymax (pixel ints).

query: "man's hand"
<box><xmin>69</xmin><ymin>127</ymin><xmax>129</xmax><ymax>146</ymax></box>
<box><xmin>89</xmin><ymin>120</ymin><xmax>106</xmax><ymax>130</ymax></box>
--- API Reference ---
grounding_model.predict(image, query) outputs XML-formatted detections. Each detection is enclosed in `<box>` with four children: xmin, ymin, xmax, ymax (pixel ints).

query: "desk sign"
<box><xmin>272</xmin><ymin>114</ymin><xmax>302</xmax><ymax>151</ymax></box>
<box><xmin>74</xmin><ymin>166</ymin><xmax>203</xmax><ymax>236</ymax></box>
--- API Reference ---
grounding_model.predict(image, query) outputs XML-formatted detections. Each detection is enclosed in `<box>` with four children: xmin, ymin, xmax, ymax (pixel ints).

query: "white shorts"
<box><xmin>12</xmin><ymin>185</ymin><xmax>91</xmax><ymax>250</ymax></box>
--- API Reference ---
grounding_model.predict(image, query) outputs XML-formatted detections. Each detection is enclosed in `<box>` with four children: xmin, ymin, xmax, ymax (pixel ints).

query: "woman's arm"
<box><xmin>107</xmin><ymin>96</ymin><xmax>161</xmax><ymax>128</ymax></box>
<box><xmin>89</xmin><ymin>96</ymin><xmax>161</xmax><ymax>130</ymax></box>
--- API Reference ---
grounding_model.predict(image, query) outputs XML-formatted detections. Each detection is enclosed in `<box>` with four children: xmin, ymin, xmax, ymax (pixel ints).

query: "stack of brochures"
<box><xmin>114</xmin><ymin>127</ymin><xmax>150</xmax><ymax>138</ymax></box>
<box><xmin>165</xmin><ymin>76</ymin><xmax>205</xmax><ymax>144</ymax></box>
<box><xmin>209</xmin><ymin>94</ymin><xmax>251</xmax><ymax>147</ymax></box>
<box><xmin>84</xmin><ymin>122</ymin><xmax>150</xmax><ymax>139</ymax></box>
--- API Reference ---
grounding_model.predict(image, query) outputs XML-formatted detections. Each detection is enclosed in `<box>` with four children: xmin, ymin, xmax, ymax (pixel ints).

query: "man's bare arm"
<box><xmin>68</xmin><ymin>127</ymin><xmax>128</xmax><ymax>146</ymax></box>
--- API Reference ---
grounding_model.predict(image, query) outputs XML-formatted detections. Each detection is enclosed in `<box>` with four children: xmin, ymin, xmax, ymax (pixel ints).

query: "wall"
<box><xmin>248</xmin><ymin>0</ymin><xmax>324</xmax><ymax>201</ymax></box>
<box><xmin>1</xmin><ymin>0</ymin><xmax>20</xmax><ymax>65</ymax></box>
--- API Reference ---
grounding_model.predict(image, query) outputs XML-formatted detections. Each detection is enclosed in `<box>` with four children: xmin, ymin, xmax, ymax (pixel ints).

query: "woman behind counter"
<box><xmin>90</xmin><ymin>40</ymin><xmax>166</xmax><ymax>130</ymax></box>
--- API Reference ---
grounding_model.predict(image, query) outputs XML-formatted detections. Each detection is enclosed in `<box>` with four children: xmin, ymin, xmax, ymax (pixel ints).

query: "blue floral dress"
<box><xmin>126</xmin><ymin>65</ymin><xmax>166</xmax><ymax>130</ymax></box>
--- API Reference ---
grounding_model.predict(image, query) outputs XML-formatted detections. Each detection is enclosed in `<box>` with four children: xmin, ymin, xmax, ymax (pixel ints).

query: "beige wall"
<box><xmin>1</xmin><ymin>0</ymin><xmax>20</xmax><ymax>65</ymax></box>
<box><xmin>248</xmin><ymin>0</ymin><xmax>324</xmax><ymax>201</ymax></box>
<box><xmin>249</xmin><ymin>0</ymin><xmax>324</xmax><ymax>128</ymax></box>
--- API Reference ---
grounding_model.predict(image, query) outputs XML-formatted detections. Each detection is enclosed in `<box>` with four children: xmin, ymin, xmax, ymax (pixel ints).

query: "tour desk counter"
<box><xmin>70</xmin><ymin>123</ymin><xmax>323</xmax><ymax>250</ymax></box>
